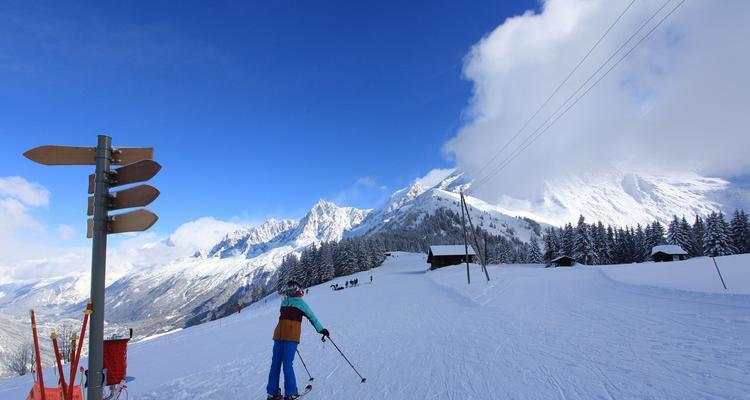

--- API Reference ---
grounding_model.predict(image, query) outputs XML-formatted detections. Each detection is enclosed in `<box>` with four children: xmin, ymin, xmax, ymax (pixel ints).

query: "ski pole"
<box><xmin>296</xmin><ymin>349</ymin><xmax>314</xmax><ymax>382</ymax></box>
<box><xmin>322</xmin><ymin>336</ymin><xmax>366</xmax><ymax>383</ymax></box>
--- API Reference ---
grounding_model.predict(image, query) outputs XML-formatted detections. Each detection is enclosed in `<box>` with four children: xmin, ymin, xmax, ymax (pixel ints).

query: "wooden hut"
<box><xmin>427</xmin><ymin>245</ymin><xmax>476</xmax><ymax>270</ymax></box>
<box><xmin>550</xmin><ymin>255</ymin><xmax>576</xmax><ymax>267</ymax></box>
<box><xmin>651</xmin><ymin>245</ymin><xmax>688</xmax><ymax>262</ymax></box>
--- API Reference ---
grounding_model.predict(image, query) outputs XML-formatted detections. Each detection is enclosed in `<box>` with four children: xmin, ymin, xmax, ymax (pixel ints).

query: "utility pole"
<box><xmin>460</xmin><ymin>191</ymin><xmax>471</xmax><ymax>285</ymax></box>
<box><xmin>460</xmin><ymin>191</ymin><xmax>491</xmax><ymax>282</ymax></box>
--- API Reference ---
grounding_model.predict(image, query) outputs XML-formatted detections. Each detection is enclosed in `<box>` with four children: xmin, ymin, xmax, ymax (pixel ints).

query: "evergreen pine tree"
<box><xmin>730</xmin><ymin>209</ymin><xmax>749</xmax><ymax>254</ymax></box>
<box><xmin>593</xmin><ymin>222</ymin><xmax>609</xmax><ymax>264</ymax></box>
<box><xmin>651</xmin><ymin>221</ymin><xmax>666</xmax><ymax>246</ymax></box>
<box><xmin>704</xmin><ymin>212</ymin><xmax>732</xmax><ymax>257</ymax></box>
<box><xmin>341</xmin><ymin>239</ymin><xmax>359</xmax><ymax>275</ymax></box>
<box><xmin>634</xmin><ymin>225</ymin><xmax>647</xmax><ymax>262</ymax></box>
<box><xmin>667</xmin><ymin>216</ymin><xmax>680</xmax><ymax>245</ymax></box>
<box><xmin>605</xmin><ymin>226</ymin><xmax>616</xmax><ymax>264</ymax></box>
<box><xmin>542</xmin><ymin>227</ymin><xmax>560</xmax><ymax>262</ymax></box>
<box><xmin>573</xmin><ymin>216</ymin><xmax>596</xmax><ymax>265</ymax></box>
<box><xmin>528</xmin><ymin>236</ymin><xmax>544</xmax><ymax>264</ymax></box>
<box><xmin>672</xmin><ymin>216</ymin><xmax>694</xmax><ymax>253</ymax></box>
<box><xmin>691</xmin><ymin>216</ymin><xmax>705</xmax><ymax>257</ymax></box>
<box><xmin>562</xmin><ymin>223</ymin><xmax>575</xmax><ymax>257</ymax></box>
<box><xmin>318</xmin><ymin>242</ymin><xmax>335</xmax><ymax>283</ymax></box>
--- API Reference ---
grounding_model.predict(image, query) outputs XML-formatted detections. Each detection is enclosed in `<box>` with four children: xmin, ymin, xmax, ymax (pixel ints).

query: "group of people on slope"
<box><xmin>329</xmin><ymin>275</ymin><xmax>373</xmax><ymax>291</ymax></box>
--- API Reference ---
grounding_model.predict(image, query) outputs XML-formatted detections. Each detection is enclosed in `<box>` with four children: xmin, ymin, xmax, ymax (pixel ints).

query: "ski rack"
<box><xmin>25</xmin><ymin>303</ymin><xmax>89</xmax><ymax>400</ymax></box>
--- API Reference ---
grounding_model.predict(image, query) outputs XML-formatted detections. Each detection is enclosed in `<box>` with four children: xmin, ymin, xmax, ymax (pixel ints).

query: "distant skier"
<box><xmin>370</xmin><ymin>275</ymin><xmax>372</xmax><ymax>284</ymax></box>
<box><xmin>266</xmin><ymin>280</ymin><xmax>329</xmax><ymax>400</ymax></box>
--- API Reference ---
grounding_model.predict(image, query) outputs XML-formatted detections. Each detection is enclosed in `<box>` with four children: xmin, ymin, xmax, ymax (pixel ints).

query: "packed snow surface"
<box><xmin>1</xmin><ymin>253</ymin><xmax>749</xmax><ymax>399</ymax></box>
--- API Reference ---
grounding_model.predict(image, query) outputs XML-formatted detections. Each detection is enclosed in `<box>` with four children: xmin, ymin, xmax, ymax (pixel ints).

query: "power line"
<box><xmin>467</xmin><ymin>0</ymin><xmax>638</xmax><ymax>182</ymax></box>
<box><xmin>471</xmin><ymin>0</ymin><xmax>687</xmax><ymax>193</ymax></box>
<box><xmin>472</xmin><ymin>0</ymin><xmax>675</xmax><ymax>191</ymax></box>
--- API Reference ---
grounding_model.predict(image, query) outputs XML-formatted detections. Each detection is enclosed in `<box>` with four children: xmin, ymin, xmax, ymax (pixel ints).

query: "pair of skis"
<box><xmin>266</xmin><ymin>336</ymin><xmax>366</xmax><ymax>399</ymax></box>
<box><xmin>268</xmin><ymin>384</ymin><xmax>312</xmax><ymax>400</ymax></box>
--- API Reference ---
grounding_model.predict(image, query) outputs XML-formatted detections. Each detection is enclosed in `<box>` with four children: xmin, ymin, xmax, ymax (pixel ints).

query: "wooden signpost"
<box><xmin>87</xmin><ymin>208</ymin><xmax>160</xmax><ymax>238</ymax></box>
<box><xmin>87</xmin><ymin>159</ymin><xmax>161</xmax><ymax>194</ymax></box>
<box><xmin>87</xmin><ymin>184</ymin><xmax>160</xmax><ymax>216</ymax></box>
<box><xmin>24</xmin><ymin>145</ymin><xmax>154</xmax><ymax>166</ymax></box>
<box><xmin>24</xmin><ymin>135</ymin><xmax>160</xmax><ymax>400</ymax></box>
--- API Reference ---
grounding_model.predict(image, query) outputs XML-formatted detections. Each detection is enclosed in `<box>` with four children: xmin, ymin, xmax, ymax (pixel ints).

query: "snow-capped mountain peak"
<box><xmin>491</xmin><ymin>169</ymin><xmax>734</xmax><ymax>227</ymax></box>
<box><xmin>292</xmin><ymin>199</ymin><xmax>370</xmax><ymax>245</ymax></box>
<box><xmin>208</xmin><ymin>218</ymin><xmax>297</xmax><ymax>258</ymax></box>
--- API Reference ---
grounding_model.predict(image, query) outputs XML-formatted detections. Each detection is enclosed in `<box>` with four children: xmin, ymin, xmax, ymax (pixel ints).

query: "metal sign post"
<box><xmin>88</xmin><ymin>135</ymin><xmax>112</xmax><ymax>400</ymax></box>
<box><xmin>24</xmin><ymin>134</ymin><xmax>160</xmax><ymax>400</ymax></box>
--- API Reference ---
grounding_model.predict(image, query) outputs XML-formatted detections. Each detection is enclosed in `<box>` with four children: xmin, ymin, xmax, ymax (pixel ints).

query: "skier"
<box><xmin>266</xmin><ymin>280</ymin><xmax>329</xmax><ymax>400</ymax></box>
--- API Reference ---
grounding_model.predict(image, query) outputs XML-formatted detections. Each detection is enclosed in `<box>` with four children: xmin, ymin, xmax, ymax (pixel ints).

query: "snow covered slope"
<box><xmin>0</xmin><ymin>276</ymin><xmax>88</xmax><ymax>318</ymax></box>
<box><xmin>492</xmin><ymin>169</ymin><xmax>739</xmax><ymax>227</ymax></box>
<box><xmin>208</xmin><ymin>218</ymin><xmax>297</xmax><ymax>259</ymax></box>
<box><xmin>97</xmin><ymin>200</ymin><xmax>368</xmax><ymax>335</ymax></box>
<box><xmin>350</xmin><ymin>172</ymin><xmax>542</xmax><ymax>242</ymax></box>
<box><xmin>3</xmin><ymin>253</ymin><xmax>747</xmax><ymax>399</ymax></box>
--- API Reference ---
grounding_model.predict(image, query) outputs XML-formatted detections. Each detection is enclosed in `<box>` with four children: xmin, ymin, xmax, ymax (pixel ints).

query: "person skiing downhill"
<box><xmin>267</xmin><ymin>280</ymin><xmax>329</xmax><ymax>400</ymax></box>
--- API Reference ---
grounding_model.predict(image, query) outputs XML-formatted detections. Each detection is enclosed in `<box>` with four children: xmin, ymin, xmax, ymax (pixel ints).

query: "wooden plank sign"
<box><xmin>111</xmin><ymin>147</ymin><xmax>154</xmax><ymax>165</ymax></box>
<box><xmin>24</xmin><ymin>145</ymin><xmax>153</xmax><ymax>166</ymax></box>
<box><xmin>24</xmin><ymin>146</ymin><xmax>96</xmax><ymax>165</ymax></box>
<box><xmin>88</xmin><ymin>160</ymin><xmax>162</xmax><ymax>194</ymax></box>
<box><xmin>87</xmin><ymin>185</ymin><xmax>160</xmax><ymax>216</ymax></box>
<box><xmin>87</xmin><ymin>209</ymin><xmax>158</xmax><ymax>238</ymax></box>
<box><xmin>109</xmin><ymin>209</ymin><xmax>158</xmax><ymax>235</ymax></box>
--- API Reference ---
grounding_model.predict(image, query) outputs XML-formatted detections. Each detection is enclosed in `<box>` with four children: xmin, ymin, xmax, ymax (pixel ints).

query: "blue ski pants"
<box><xmin>266</xmin><ymin>339</ymin><xmax>298</xmax><ymax>397</ymax></box>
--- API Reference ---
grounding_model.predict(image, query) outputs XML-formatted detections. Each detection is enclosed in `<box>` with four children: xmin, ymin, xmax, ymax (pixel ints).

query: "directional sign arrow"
<box><xmin>87</xmin><ymin>185</ymin><xmax>160</xmax><ymax>216</ymax></box>
<box><xmin>111</xmin><ymin>147</ymin><xmax>154</xmax><ymax>166</ymax></box>
<box><xmin>24</xmin><ymin>146</ymin><xmax>96</xmax><ymax>165</ymax></box>
<box><xmin>88</xmin><ymin>160</ymin><xmax>162</xmax><ymax>194</ymax></box>
<box><xmin>24</xmin><ymin>145</ymin><xmax>153</xmax><ymax>166</ymax></box>
<box><xmin>87</xmin><ymin>209</ymin><xmax>158</xmax><ymax>238</ymax></box>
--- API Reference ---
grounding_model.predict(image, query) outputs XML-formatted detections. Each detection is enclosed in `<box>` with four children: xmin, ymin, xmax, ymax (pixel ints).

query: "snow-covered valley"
<box><xmin>2</xmin><ymin>252</ymin><xmax>748</xmax><ymax>399</ymax></box>
<box><xmin>2</xmin><ymin>168</ymin><xmax>749</xmax><ymax>378</ymax></box>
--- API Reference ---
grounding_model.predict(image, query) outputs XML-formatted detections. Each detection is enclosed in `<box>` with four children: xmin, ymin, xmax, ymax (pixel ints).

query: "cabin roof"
<box><xmin>429</xmin><ymin>245</ymin><xmax>476</xmax><ymax>257</ymax></box>
<box><xmin>651</xmin><ymin>245</ymin><xmax>688</xmax><ymax>256</ymax></box>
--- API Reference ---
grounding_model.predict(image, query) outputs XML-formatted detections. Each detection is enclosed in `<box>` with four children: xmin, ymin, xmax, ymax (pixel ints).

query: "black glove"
<box><xmin>320</xmin><ymin>328</ymin><xmax>330</xmax><ymax>337</ymax></box>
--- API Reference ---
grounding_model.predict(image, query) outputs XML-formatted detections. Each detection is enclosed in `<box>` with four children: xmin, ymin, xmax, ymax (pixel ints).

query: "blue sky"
<box><xmin>0</xmin><ymin>0</ymin><xmax>538</xmax><ymax>238</ymax></box>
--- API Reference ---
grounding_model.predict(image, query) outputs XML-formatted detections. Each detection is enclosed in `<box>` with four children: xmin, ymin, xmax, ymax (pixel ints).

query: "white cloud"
<box><xmin>0</xmin><ymin>215</ymin><xmax>248</xmax><ymax>287</ymax></box>
<box><xmin>415</xmin><ymin>168</ymin><xmax>456</xmax><ymax>188</ymax></box>
<box><xmin>167</xmin><ymin>217</ymin><xmax>243</xmax><ymax>251</ymax></box>
<box><xmin>0</xmin><ymin>176</ymin><xmax>50</xmax><ymax>236</ymax></box>
<box><xmin>355</xmin><ymin>176</ymin><xmax>376</xmax><ymax>187</ymax></box>
<box><xmin>0</xmin><ymin>176</ymin><xmax>50</xmax><ymax>207</ymax></box>
<box><xmin>56</xmin><ymin>224</ymin><xmax>76</xmax><ymax>240</ymax></box>
<box><xmin>444</xmin><ymin>0</ymin><xmax>750</xmax><ymax>202</ymax></box>
<box><xmin>0</xmin><ymin>176</ymin><xmax>248</xmax><ymax>286</ymax></box>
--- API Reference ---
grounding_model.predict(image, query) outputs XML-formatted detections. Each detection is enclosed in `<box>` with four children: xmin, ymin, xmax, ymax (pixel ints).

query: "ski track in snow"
<box><xmin>1</xmin><ymin>253</ymin><xmax>749</xmax><ymax>399</ymax></box>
